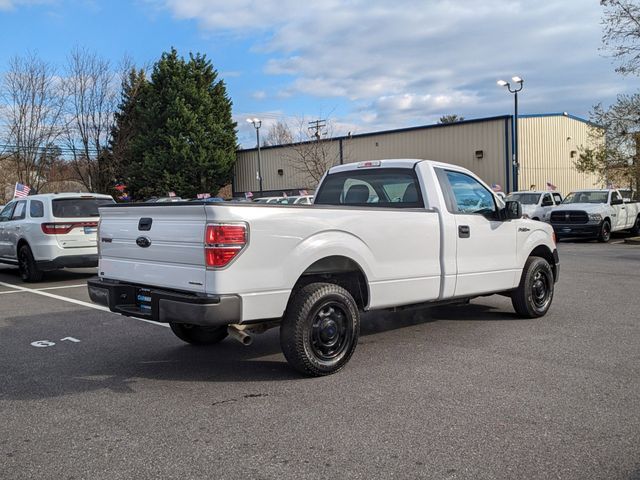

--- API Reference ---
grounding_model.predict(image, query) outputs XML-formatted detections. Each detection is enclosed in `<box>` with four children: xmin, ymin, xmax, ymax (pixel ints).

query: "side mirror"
<box><xmin>504</xmin><ymin>200</ymin><xmax>522</xmax><ymax>220</ymax></box>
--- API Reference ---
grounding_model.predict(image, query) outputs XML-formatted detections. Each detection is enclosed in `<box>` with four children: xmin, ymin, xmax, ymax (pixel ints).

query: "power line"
<box><xmin>308</xmin><ymin>119</ymin><xmax>326</xmax><ymax>140</ymax></box>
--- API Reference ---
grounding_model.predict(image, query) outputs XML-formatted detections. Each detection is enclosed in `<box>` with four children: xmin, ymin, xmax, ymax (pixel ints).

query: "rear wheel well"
<box><xmin>290</xmin><ymin>256</ymin><xmax>369</xmax><ymax>310</ymax></box>
<box><xmin>529</xmin><ymin>245</ymin><xmax>557</xmax><ymax>281</ymax></box>
<box><xmin>17</xmin><ymin>238</ymin><xmax>29</xmax><ymax>255</ymax></box>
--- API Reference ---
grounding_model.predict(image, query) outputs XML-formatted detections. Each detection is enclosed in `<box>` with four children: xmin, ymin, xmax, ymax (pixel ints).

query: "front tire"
<box><xmin>511</xmin><ymin>256</ymin><xmax>554</xmax><ymax>318</ymax></box>
<box><xmin>169</xmin><ymin>323</ymin><xmax>228</xmax><ymax>345</ymax></box>
<box><xmin>18</xmin><ymin>245</ymin><xmax>44</xmax><ymax>282</ymax></box>
<box><xmin>280</xmin><ymin>282</ymin><xmax>360</xmax><ymax>377</ymax></box>
<box><xmin>598</xmin><ymin>220</ymin><xmax>611</xmax><ymax>242</ymax></box>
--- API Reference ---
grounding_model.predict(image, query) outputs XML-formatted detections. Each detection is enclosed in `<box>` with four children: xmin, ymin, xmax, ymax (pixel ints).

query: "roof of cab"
<box><xmin>14</xmin><ymin>192</ymin><xmax>114</xmax><ymax>201</ymax></box>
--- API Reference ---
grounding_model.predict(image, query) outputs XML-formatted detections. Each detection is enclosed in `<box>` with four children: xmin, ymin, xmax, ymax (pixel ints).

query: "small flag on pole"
<box><xmin>14</xmin><ymin>182</ymin><xmax>31</xmax><ymax>198</ymax></box>
<box><xmin>299</xmin><ymin>189</ymin><xmax>308</xmax><ymax>196</ymax></box>
<box><xmin>491</xmin><ymin>183</ymin><xmax>502</xmax><ymax>192</ymax></box>
<box><xmin>245</xmin><ymin>191</ymin><xmax>253</xmax><ymax>199</ymax></box>
<box><xmin>168</xmin><ymin>191</ymin><xmax>176</xmax><ymax>197</ymax></box>
<box><xmin>546</xmin><ymin>181</ymin><xmax>557</xmax><ymax>191</ymax></box>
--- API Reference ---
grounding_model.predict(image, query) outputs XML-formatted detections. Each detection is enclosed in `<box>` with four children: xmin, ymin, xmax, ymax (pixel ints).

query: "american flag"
<box><xmin>168</xmin><ymin>191</ymin><xmax>176</xmax><ymax>197</ymax></box>
<box><xmin>299</xmin><ymin>189</ymin><xmax>308</xmax><ymax>196</ymax></box>
<box><xmin>546</xmin><ymin>181</ymin><xmax>557</xmax><ymax>191</ymax></box>
<box><xmin>14</xmin><ymin>182</ymin><xmax>31</xmax><ymax>198</ymax></box>
<box><xmin>491</xmin><ymin>183</ymin><xmax>502</xmax><ymax>192</ymax></box>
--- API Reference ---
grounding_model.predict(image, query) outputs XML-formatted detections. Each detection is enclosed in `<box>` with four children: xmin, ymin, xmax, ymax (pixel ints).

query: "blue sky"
<box><xmin>1</xmin><ymin>0</ymin><xmax>638</xmax><ymax>147</ymax></box>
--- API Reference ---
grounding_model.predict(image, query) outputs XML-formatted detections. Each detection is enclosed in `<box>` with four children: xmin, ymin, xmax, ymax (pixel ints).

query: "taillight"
<box><xmin>41</xmin><ymin>222</ymin><xmax>98</xmax><ymax>234</ymax></box>
<box><xmin>205</xmin><ymin>223</ymin><xmax>248</xmax><ymax>268</ymax></box>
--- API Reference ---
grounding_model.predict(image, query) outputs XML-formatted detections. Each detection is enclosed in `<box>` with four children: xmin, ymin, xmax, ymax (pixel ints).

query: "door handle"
<box><xmin>458</xmin><ymin>225</ymin><xmax>470</xmax><ymax>238</ymax></box>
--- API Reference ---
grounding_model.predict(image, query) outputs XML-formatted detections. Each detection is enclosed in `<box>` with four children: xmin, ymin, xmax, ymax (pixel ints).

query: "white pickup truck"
<box><xmin>549</xmin><ymin>189</ymin><xmax>640</xmax><ymax>242</ymax></box>
<box><xmin>506</xmin><ymin>190</ymin><xmax>563</xmax><ymax>221</ymax></box>
<box><xmin>88</xmin><ymin>159</ymin><xmax>559</xmax><ymax>376</ymax></box>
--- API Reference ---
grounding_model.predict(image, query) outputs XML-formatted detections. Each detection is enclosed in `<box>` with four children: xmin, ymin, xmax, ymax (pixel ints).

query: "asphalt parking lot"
<box><xmin>1</xmin><ymin>239</ymin><xmax>639</xmax><ymax>480</ymax></box>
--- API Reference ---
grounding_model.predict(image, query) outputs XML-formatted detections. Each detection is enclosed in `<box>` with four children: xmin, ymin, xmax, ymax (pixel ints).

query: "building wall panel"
<box><xmin>518</xmin><ymin>115</ymin><xmax>601</xmax><ymax>195</ymax></box>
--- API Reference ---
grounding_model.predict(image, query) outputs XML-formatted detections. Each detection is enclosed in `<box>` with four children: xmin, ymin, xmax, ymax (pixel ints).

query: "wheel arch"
<box><xmin>528</xmin><ymin>244</ymin><xmax>558</xmax><ymax>282</ymax></box>
<box><xmin>290</xmin><ymin>255</ymin><xmax>370</xmax><ymax>310</ymax></box>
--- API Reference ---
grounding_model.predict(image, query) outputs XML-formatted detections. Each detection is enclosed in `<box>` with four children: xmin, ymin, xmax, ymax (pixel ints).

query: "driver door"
<box><xmin>436</xmin><ymin>169</ymin><xmax>519</xmax><ymax>297</ymax></box>
<box><xmin>610</xmin><ymin>191</ymin><xmax>627</xmax><ymax>229</ymax></box>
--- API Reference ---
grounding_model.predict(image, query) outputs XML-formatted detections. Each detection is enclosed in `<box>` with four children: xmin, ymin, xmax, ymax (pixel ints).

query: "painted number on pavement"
<box><xmin>30</xmin><ymin>337</ymin><xmax>81</xmax><ymax>348</ymax></box>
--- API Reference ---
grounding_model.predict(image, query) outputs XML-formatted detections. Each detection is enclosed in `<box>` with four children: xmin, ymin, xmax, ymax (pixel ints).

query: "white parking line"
<box><xmin>0</xmin><ymin>280</ymin><xmax>169</xmax><ymax>328</ymax></box>
<box><xmin>0</xmin><ymin>284</ymin><xmax>90</xmax><ymax>295</ymax></box>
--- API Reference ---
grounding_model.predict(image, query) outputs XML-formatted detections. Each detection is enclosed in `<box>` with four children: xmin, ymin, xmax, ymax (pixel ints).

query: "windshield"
<box><xmin>506</xmin><ymin>193</ymin><xmax>540</xmax><ymax>205</ymax></box>
<box><xmin>562</xmin><ymin>191</ymin><xmax>608</xmax><ymax>204</ymax></box>
<box><xmin>52</xmin><ymin>197</ymin><xmax>115</xmax><ymax>218</ymax></box>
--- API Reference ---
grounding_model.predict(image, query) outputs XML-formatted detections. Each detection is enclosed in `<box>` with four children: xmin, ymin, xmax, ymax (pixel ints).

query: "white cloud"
<box><xmin>157</xmin><ymin>0</ymin><xmax>629</xmax><ymax>130</ymax></box>
<box><xmin>0</xmin><ymin>0</ymin><xmax>54</xmax><ymax>10</ymax></box>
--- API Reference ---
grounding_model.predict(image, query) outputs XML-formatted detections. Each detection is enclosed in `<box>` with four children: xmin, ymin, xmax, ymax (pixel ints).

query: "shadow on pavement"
<box><xmin>0</xmin><ymin>299</ymin><xmax>521</xmax><ymax>399</ymax></box>
<box><xmin>0</xmin><ymin>266</ymin><xmax>96</xmax><ymax>284</ymax></box>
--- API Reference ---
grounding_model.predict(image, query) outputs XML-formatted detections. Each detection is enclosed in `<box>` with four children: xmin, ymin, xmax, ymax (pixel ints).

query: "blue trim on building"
<box><xmin>504</xmin><ymin>116</ymin><xmax>511</xmax><ymax>193</ymax></box>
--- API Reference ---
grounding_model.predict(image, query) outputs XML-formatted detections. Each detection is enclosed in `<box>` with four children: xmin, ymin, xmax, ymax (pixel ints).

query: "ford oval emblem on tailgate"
<box><xmin>136</xmin><ymin>236</ymin><xmax>151</xmax><ymax>248</ymax></box>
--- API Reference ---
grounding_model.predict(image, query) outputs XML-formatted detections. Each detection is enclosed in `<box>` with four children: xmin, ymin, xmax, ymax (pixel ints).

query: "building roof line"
<box><xmin>519</xmin><ymin>112</ymin><xmax>598</xmax><ymax>127</ymax></box>
<box><xmin>239</xmin><ymin>114</ymin><xmax>512</xmax><ymax>153</ymax></box>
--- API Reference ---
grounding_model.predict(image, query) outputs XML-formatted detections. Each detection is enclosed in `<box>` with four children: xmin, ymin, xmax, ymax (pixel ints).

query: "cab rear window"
<box><xmin>314</xmin><ymin>168</ymin><xmax>424</xmax><ymax>208</ymax></box>
<box><xmin>52</xmin><ymin>198</ymin><xmax>115</xmax><ymax>218</ymax></box>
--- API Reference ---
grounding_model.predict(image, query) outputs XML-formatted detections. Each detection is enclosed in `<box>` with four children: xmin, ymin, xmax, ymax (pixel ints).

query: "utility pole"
<box><xmin>308</xmin><ymin>119</ymin><xmax>326</xmax><ymax>140</ymax></box>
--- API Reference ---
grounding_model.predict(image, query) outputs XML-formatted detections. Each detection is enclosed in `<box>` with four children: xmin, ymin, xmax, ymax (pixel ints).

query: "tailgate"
<box><xmin>98</xmin><ymin>204</ymin><xmax>208</xmax><ymax>293</ymax></box>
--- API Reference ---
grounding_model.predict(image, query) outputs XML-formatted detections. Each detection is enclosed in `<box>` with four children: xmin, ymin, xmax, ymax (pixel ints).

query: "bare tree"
<box><xmin>0</xmin><ymin>53</ymin><xmax>64</xmax><ymax>191</ymax></box>
<box><xmin>63</xmin><ymin>47</ymin><xmax>118</xmax><ymax>193</ymax></box>
<box><xmin>288</xmin><ymin>118</ymin><xmax>341</xmax><ymax>185</ymax></box>
<box><xmin>262</xmin><ymin>120</ymin><xmax>294</xmax><ymax>146</ymax></box>
<box><xmin>601</xmin><ymin>0</ymin><xmax>640</xmax><ymax>75</ymax></box>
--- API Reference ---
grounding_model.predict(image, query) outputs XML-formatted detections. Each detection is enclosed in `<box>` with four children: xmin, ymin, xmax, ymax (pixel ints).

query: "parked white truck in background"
<box><xmin>88</xmin><ymin>159</ymin><xmax>560</xmax><ymax>376</ymax></box>
<box><xmin>506</xmin><ymin>190</ymin><xmax>563</xmax><ymax>221</ymax></box>
<box><xmin>549</xmin><ymin>189</ymin><xmax>640</xmax><ymax>242</ymax></box>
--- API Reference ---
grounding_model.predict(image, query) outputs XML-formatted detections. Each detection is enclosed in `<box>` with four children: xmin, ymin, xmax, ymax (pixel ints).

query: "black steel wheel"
<box><xmin>169</xmin><ymin>323</ymin><xmax>228</xmax><ymax>345</ymax></box>
<box><xmin>280</xmin><ymin>282</ymin><xmax>360</xmax><ymax>376</ymax></box>
<box><xmin>511</xmin><ymin>256</ymin><xmax>554</xmax><ymax>318</ymax></box>
<box><xmin>598</xmin><ymin>220</ymin><xmax>611</xmax><ymax>243</ymax></box>
<box><xmin>18</xmin><ymin>245</ymin><xmax>44</xmax><ymax>282</ymax></box>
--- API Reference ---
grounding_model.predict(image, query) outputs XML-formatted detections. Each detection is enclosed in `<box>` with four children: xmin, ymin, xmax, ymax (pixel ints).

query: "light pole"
<box><xmin>246</xmin><ymin>118</ymin><xmax>263</xmax><ymax>195</ymax></box>
<box><xmin>497</xmin><ymin>76</ymin><xmax>524</xmax><ymax>191</ymax></box>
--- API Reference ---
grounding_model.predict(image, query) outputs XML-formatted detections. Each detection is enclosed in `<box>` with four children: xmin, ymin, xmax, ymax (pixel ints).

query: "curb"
<box><xmin>624</xmin><ymin>236</ymin><xmax>640</xmax><ymax>245</ymax></box>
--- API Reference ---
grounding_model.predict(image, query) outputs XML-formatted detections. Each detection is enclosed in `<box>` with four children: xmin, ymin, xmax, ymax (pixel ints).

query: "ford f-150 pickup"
<box><xmin>88</xmin><ymin>159</ymin><xmax>560</xmax><ymax>376</ymax></box>
<box><xmin>549</xmin><ymin>189</ymin><xmax>640</xmax><ymax>242</ymax></box>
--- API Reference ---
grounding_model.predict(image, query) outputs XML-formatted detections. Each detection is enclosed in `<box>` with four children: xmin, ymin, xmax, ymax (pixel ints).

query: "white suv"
<box><xmin>0</xmin><ymin>193</ymin><xmax>114</xmax><ymax>281</ymax></box>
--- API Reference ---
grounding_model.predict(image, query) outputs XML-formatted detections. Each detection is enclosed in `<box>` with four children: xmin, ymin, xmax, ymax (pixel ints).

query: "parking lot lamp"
<box><xmin>497</xmin><ymin>76</ymin><xmax>524</xmax><ymax>191</ymax></box>
<box><xmin>247</xmin><ymin>118</ymin><xmax>263</xmax><ymax>195</ymax></box>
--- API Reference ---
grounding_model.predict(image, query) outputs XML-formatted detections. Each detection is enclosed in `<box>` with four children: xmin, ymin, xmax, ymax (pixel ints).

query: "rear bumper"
<box><xmin>36</xmin><ymin>254</ymin><xmax>98</xmax><ymax>271</ymax></box>
<box><xmin>551</xmin><ymin>223</ymin><xmax>600</xmax><ymax>238</ymax></box>
<box><xmin>87</xmin><ymin>277</ymin><xmax>241</xmax><ymax>327</ymax></box>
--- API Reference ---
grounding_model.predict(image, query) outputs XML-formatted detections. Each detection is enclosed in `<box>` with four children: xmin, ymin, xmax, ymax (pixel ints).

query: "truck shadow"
<box><xmin>1</xmin><ymin>300</ymin><xmax>521</xmax><ymax>399</ymax></box>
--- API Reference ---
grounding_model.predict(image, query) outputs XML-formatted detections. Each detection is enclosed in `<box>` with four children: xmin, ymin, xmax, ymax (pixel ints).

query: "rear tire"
<box><xmin>280</xmin><ymin>282</ymin><xmax>360</xmax><ymax>377</ymax></box>
<box><xmin>630</xmin><ymin>215</ymin><xmax>640</xmax><ymax>236</ymax></box>
<box><xmin>598</xmin><ymin>220</ymin><xmax>611</xmax><ymax>242</ymax></box>
<box><xmin>18</xmin><ymin>245</ymin><xmax>44</xmax><ymax>283</ymax></box>
<box><xmin>511</xmin><ymin>256</ymin><xmax>554</xmax><ymax>318</ymax></box>
<box><xmin>169</xmin><ymin>323</ymin><xmax>228</xmax><ymax>345</ymax></box>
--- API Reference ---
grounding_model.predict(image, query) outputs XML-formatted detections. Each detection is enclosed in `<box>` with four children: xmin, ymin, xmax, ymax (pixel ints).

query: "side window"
<box><xmin>553</xmin><ymin>193</ymin><xmax>562</xmax><ymax>204</ymax></box>
<box><xmin>0</xmin><ymin>202</ymin><xmax>15</xmax><ymax>222</ymax></box>
<box><xmin>542</xmin><ymin>194</ymin><xmax>553</xmax><ymax>206</ymax></box>
<box><xmin>611</xmin><ymin>191</ymin><xmax>622</xmax><ymax>204</ymax></box>
<box><xmin>30</xmin><ymin>200</ymin><xmax>44</xmax><ymax>218</ymax></box>
<box><xmin>440</xmin><ymin>170</ymin><xmax>496</xmax><ymax>214</ymax></box>
<box><xmin>11</xmin><ymin>201</ymin><xmax>27</xmax><ymax>220</ymax></box>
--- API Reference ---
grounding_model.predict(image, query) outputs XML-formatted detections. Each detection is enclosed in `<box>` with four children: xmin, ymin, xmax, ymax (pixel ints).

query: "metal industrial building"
<box><xmin>233</xmin><ymin>113</ymin><xmax>601</xmax><ymax>197</ymax></box>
